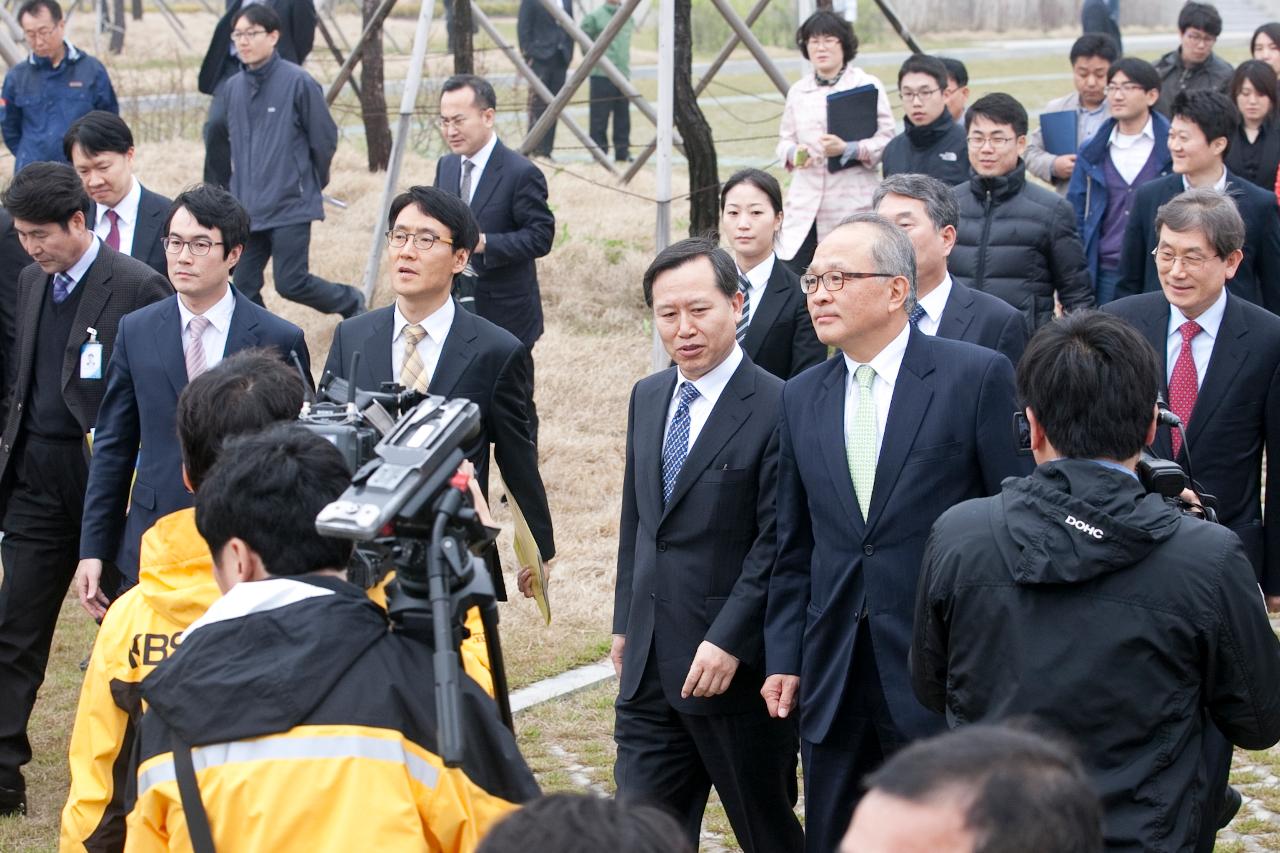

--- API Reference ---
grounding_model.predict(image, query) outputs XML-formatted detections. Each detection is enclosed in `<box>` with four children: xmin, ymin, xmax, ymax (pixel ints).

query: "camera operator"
<box><xmin>125</xmin><ymin>425</ymin><xmax>539</xmax><ymax>852</ymax></box>
<box><xmin>911</xmin><ymin>310</ymin><xmax>1280</xmax><ymax>852</ymax></box>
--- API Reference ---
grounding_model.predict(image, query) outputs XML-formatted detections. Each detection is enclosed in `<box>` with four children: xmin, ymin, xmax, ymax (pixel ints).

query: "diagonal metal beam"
<box><xmin>706</xmin><ymin>0</ymin><xmax>788</xmax><ymax>95</ymax></box>
<box><xmin>315</xmin><ymin>14</ymin><xmax>363</xmax><ymax>101</ymax></box>
<box><xmin>324</xmin><ymin>0</ymin><xmax>398</xmax><ymax>106</ymax></box>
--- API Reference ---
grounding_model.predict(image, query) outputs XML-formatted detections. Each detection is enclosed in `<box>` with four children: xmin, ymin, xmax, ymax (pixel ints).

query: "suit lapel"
<box><xmin>355</xmin><ymin>307</ymin><xmax>397</xmax><ymax>389</ymax></box>
<box><xmin>935</xmin><ymin>279</ymin><xmax>975</xmax><ymax>342</ymax></box>
<box><xmin>1135</xmin><ymin>298</ymin><xmax>1174</xmax><ymax>457</ymax></box>
<box><xmin>662</xmin><ymin>360</ymin><xmax>756</xmax><ymax>519</ymax></box>
<box><xmin>865</xmin><ymin>329</ymin><xmax>934</xmax><ymax>533</ymax></box>
<box><xmin>816</xmin><ymin>356</ymin><xmax>864</xmax><ymax>533</ymax></box>
<box><xmin>637</xmin><ymin>369</ymin><xmax>677</xmax><ymax>520</ymax></box>
<box><xmin>1187</xmin><ymin>295</ymin><xmax>1247</xmax><ymax>447</ymax></box>
<box><xmin>427</xmin><ymin>305</ymin><xmax>479</xmax><ymax>397</ymax></box>
<box><xmin>468</xmin><ymin>140</ymin><xmax>506</xmax><ymax>216</ymax></box>
<box><xmin>134</xmin><ymin>187</ymin><xmax>166</xmax><ymax>262</ymax></box>
<box><xmin>741</xmin><ymin>261</ymin><xmax>789</xmax><ymax>357</ymax></box>
<box><xmin>16</xmin><ymin>267</ymin><xmax>45</xmax><ymax>398</ymax></box>
<box><xmin>439</xmin><ymin>155</ymin><xmax>461</xmax><ymax>199</ymax></box>
<box><xmin>63</xmin><ymin>250</ymin><xmax>115</xmax><ymax>390</ymax></box>
<box><xmin>155</xmin><ymin>296</ymin><xmax>188</xmax><ymax>397</ymax></box>
<box><xmin>224</xmin><ymin>287</ymin><xmax>263</xmax><ymax>356</ymax></box>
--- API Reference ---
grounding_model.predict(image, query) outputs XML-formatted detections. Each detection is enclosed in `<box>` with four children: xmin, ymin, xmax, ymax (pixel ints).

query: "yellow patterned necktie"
<box><xmin>847</xmin><ymin>364</ymin><xmax>877</xmax><ymax>521</ymax></box>
<box><xmin>400</xmin><ymin>324</ymin><xmax>429</xmax><ymax>393</ymax></box>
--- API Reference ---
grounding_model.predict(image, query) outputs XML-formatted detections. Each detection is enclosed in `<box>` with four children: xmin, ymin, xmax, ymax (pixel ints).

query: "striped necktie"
<box><xmin>400</xmin><ymin>324</ymin><xmax>430</xmax><ymax>393</ymax></box>
<box><xmin>736</xmin><ymin>273</ymin><xmax>751</xmax><ymax>343</ymax></box>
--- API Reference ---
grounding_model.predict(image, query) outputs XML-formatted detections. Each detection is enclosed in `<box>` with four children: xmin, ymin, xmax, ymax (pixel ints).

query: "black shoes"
<box><xmin>0</xmin><ymin>785</ymin><xmax>26</xmax><ymax>818</ymax></box>
<box><xmin>1217</xmin><ymin>784</ymin><xmax>1243</xmax><ymax>828</ymax></box>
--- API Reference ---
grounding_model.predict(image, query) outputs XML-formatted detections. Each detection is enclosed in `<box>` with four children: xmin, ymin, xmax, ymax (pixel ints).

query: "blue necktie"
<box><xmin>51</xmin><ymin>272</ymin><xmax>73</xmax><ymax>304</ymax></box>
<box><xmin>908</xmin><ymin>303</ymin><xmax>926</xmax><ymax>328</ymax></box>
<box><xmin>661</xmin><ymin>381</ymin><xmax>701</xmax><ymax>504</ymax></box>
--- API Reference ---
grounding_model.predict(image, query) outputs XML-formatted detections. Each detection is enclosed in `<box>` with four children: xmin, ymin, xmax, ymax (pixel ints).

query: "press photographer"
<box><xmin>911</xmin><ymin>310</ymin><xmax>1280</xmax><ymax>852</ymax></box>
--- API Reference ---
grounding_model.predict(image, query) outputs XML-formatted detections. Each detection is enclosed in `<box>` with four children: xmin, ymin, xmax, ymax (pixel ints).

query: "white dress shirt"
<box><xmin>843</xmin><ymin>321</ymin><xmax>910</xmax><ymax>463</ymax></box>
<box><xmin>461</xmin><ymin>133</ymin><xmax>499</xmax><ymax>206</ymax></box>
<box><xmin>178</xmin><ymin>285</ymin><xmax>235</xmax><ymax>373</ymax></box>
<box><xmin>1166</xmin><ymin>287</ymin><xmax>1227</xmax><ymax>387</ymax></box>
<box><xmin>93</xmin><ymin>177</ymin><xmax>141</xmax><ymax>257</ymax></box>
<box><xmin>664</xmin><ymin>344</ymin><xmax>744</xmax><ymax>449</ymax></box>
<box><xmin>1108</xmin><ymin>116</ymin><xmax>1156</xmax><ymax>184</ymax></box>
<box><xmin>737</xmin><ymin>254</ymin><xmax>776</xmax><ymax>328</ymax></box>
<box><xmin>392</xmin><ymin>297</ymin><xmax>455</xmax><ymax>387</ymax></box>
<box><xmin>1182</xmin><ymin>166</ymin><xmax>1229</xmax><ymax>193</ymax></box>
<box><xmin>912</xmin><ymin>274</ymin><xmax>954</xmax><ymax>337</ymax></box>
<box><xmin>59</xmin><ymin>236</ymin><xmax>102</xmax><ymax>299</ymax></box>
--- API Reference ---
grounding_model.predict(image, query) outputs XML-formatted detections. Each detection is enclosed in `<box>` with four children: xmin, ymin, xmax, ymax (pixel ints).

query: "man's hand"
<box><xmin>475</xmin><ymin>233</ymin><xmax>486</xmax><ymax>254</ymax></box>
<box><xmin>761</xmin><ymin>674</ymin><xmax>800</xmax><ymax>719</ymax></box>
<box><xmin>1266</xmin><ymin>595</ymin><xmax>1280</xmax><ymax>614</ymax></box>
<box><xmin>609</xmin><ymin>634</ymin><xmax>626</xmax><ymax>679</ymax></box>
<box><xmin>681</xmin><ymin>641</ymin><xmax>740</xmax><ymax>699</ymax></box>
<box><xmin>517</xmin><ymin>559</ymin><xmax>552</xmax><ymax>598</ymax></box>
<box><xmin>1052</xmin><ymin>154</ymin><xmax>1077</xmax><ymax>180</ymax></box>
<box><xmin>75</xmin><ymin>558</ymin><xmax>109</xmax><ymax>620</ymax></box>
<box><xmin>817</xmin><ymin>133</ymin><xmax>848</xmax><ymax>158</ymax></box>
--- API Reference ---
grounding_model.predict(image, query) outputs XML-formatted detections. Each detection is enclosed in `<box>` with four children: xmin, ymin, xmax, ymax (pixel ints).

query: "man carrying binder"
<box><xmin>1026</xmin><ymin>34</ymin><xmax>1119</xmax><ymax>194</ymax></box>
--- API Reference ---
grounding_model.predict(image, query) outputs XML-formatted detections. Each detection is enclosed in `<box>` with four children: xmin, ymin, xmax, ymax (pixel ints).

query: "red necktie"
<box><xmin>1168</xmin><ymin>320</ymin><xmax>1202</xmax><ymax>458</ymax></box>
<box><xmin>105</xmin><ymin>209</ymin><xmax>120</xmax><ymax>251</ymax></box>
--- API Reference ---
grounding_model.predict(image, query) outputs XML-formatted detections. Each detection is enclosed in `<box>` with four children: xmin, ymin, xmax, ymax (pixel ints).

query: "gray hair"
<box><xmin>872</xmin><ymin>173</ymin><xmax>961</xmax><ymax>232</ymax></box>
<box><xmin>1153</xmin><ymin>187</ymin><xmax>1246</xmax><ymax>257</ymax></box>
<box><xmin>834</xmin><ymin>212</ymin><xmax>919</xmax><ymax>313</ymax></box>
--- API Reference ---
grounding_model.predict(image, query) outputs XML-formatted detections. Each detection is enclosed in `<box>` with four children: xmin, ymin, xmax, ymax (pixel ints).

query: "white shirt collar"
<box><xmin>843</xmin><ymin>321</ymin><xmax>910</xmax><ymax>387</ymax></box>
<box><xmin>464</xmin><ymin>132</ymin><xmax>499</xmax><ymax>173</ymax></box>
<box><xmin>1167</xmin><ymin>286</ymin><xmax>1227</xmax><ymax>340</ymax></box>
<box><xmin>1182</xmin><ymin>165</ymin><xmax>1228</xmax><ymax>192</ymax></box>
<box><xmin>394</xmin><ymin>297</ymin><xmax>456</xmax><ymax>347</ymax></box>
<box><xmin>739</xmin><ymin>253</ymin><xmax>776</xmax><ymax>290</ymax></box>
<box><xmin>178</xmin><ymin>284</ymin><xmax>236</xmax><ymax>333</ymax></box>
<box><xmin>64</xmin><ymin>235</ymin><xmax>101</xmax><ymax>284</ymax></box>
<box><xmin>915</xmin><ymin>273</ymin><xmax>953</xmax><ymax>324</ymax></box>
<box><xmin>676</xmin><ymin>343</ymin><xmax>743</xmax><ymax>402</ymax></box>
<box><xmin>1109</xmin><ymin>115</ymin><xmax>1155</xmax><ymax>147</ymax></box>
<box><xmin>99</xmin><ymin>177</ymin><xmax>141</xmax><ymax>228</ymax></box>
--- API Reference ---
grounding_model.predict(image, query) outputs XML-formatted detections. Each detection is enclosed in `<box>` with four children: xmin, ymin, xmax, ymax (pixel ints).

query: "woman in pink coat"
<box><xmin>776</xmin><ymin>11</ymin><xmax>895</xmax><ymax>272</ymax></box>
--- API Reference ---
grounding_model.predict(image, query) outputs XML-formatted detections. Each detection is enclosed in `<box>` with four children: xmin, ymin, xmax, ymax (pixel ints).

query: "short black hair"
<box><xmin>177</xmin><ymin>349</ymin><xmax>306</xmax><ymax>491</ymax></box>
<box><xmin>1178</xmin><ymin>1</ymin><xmax>1223</xmax><ymax>36</ymax></box>
<box><xmin>898</xmin><ymin>53</ymin><xmax>949</xmax><ymax>91</ymax></box>
<box><xmin>795</xmin><ymin>11</ymin><xmax>857</xmax><ymax>65</ymax></box>
<box><xmin>1017</xmin><ymin>311</ymin><xmax>1160</xmax><ymax>460</ymax></box>
<box><xmin>641</xmin><ymin>237</ymin><xmax>738</xmax><ymax>308</ymax></box>
<box><xmin>165</xmin><ymin>184</ymin><xmax>251</xmax><ymax>259</ymax></box>
<box><xmin>476</xmin><ymin>794</ymin><xmax>693</xmax><ymax>853</ymax></box>
<box><xmin>232</xmin><ymin>2</ymin><xmax>280</xmax><ymax>33</ymax></box>
<box><xmin>195</xmin><ymin>424</ymin><xmax>354</xmax><ymax>577</ymax></box>
<box><xmin>441</xmin><ymin>74</ymin><xmax>497</xmax><ymax>111</ymax></box>
<box><xmin>17</xmin><ymin>0</ymin><xmax>61</xmax><ymax>23</ymax></box>
<box><xmin>965</xmin><ymin>92</ymin><xmax>1029</xmax><ymax>137</ymax></box>
<box><xmin>865</xmin><ymin>724</ymin><xmax>1103</xmax><ymax>853</ymax></box>
<box><xmin>63</xmin><ymin>110</ymin><xmax>133</xmax><ymax>160</ymax></box>
<box><xmin>1171</xmin><ymin>89</ymin><xmax>1237</xmax><ymax>149</ymax></box>
<box><xmin>939</xmin><ymin>56</ymin><xmax>968</xmax><ymax>87</ymax></box>
<box><xmin>1253</xmin><ymin>22</ymin><xmax>1280</xmax><ymax>56</ymax></box>
<box><xmin>3</xmin><ymin>161</ymin><xmax>90</xmax><ymax>228</ymax></box>
<box><xmin>719</xmin><ymin>167</ymin><xmax>782</xmax><ymax>215</ymax></box>
<box><xmin>1230</xmin><ymin>59</ymin><xmax>1279</xmax><ymax>115</ymax></box>
<box><xmin>1107</xmin><ymin>57</ymin><xmax>1161</xmax><ymax>92</ymax></box>
<box><xmin>386</xmin><ymin>185</ymin><xmax>480</xmax><ymax>254</ymax></box>
<box><xmin>1069</xmin><ymin>33</ymin><xmax>1119</xmax><ymax>65</ymax></box>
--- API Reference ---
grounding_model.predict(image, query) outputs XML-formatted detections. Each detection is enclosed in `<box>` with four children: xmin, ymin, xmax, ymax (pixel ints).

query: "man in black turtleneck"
<box><xmin>882</xmin><ymin>55</ymin><xmax>969</xmax><ymax>186</ymax></box>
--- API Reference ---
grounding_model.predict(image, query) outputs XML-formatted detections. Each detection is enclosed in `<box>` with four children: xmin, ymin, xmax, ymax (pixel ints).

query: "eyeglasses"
<box><xmin>230</xmin><ymin>28</ymin><xmax>267</xmax><ymax>42</ymax></box>
<box><xmin>385</xmin><ymin>230</ymin><xmax>454</xmax><ymax>251</ymax></box>
<box><xmin>1183</xmin><ymin>29</ymin><xmax>1217</xmax><ymax>45</ymax></box>
<box><xmin>800</xmin><ymin>270</ymin><xmax>893</xmax><ymax>293</ymax></box>
<box><xmin>1151</xmin><ymin>247</ymin><xmax>1219</xmax><ymax>271</ymax></box>
<box><xmin>435</xmin><ymin>114</ymin><xmax>469</xmax><ymax>129</ymax></box>
<box><xmin>163</xmin><ymin>237</ymin><xmax>223</xmax><ymax>256</ymax></box>
<box><xmin>966</xmin><ymin>134</ymin><xmax>1018</xmax><ymax>149</ymax></box>
<box><xmin>1104</xmin><ymin>82</ymin><xmax>1148</xmax><ymax>96</ymax></box>
<box><xmin>899</xmin><ymin>87</ymin><xmax>941</xmax><ymax>103</ymax></box>
<box><xmin>22</xmin><ymin>25</ymin><xmax>58</xmax><ymax>41</ymax></box>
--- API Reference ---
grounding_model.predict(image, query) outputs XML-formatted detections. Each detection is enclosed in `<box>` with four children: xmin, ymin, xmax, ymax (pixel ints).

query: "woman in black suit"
<box><xmin>719</xmin><ymin>169</ymin><xmax>827</xmax><ymax>379</ymax></box>
<box><xmin>1225</xmin><ymin>60</ymin><xmax>1280</xmax><ymax>193</ymax></box>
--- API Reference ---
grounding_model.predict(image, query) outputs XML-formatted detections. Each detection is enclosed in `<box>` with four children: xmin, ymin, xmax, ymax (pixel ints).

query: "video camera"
<box><xmin>296</xmin><ymin>352</ymin><xmax>511</xmax><ymax>766</ymax></box>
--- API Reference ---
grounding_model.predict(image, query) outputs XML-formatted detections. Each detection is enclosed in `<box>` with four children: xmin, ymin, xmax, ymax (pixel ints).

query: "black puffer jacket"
<box><xmin>914</xmin><ymin>459</ymin><xmax>1280</xmax><ymax>852</ymax></box>
<box><xmin>949</xmin><ymin>161</ymin><xmax>1094</xmax><ymax>332</ymax></box>
<box><xmin>881</xmin><ymin>110</ymin><xmax>970</xmax><ymax>185</ymax></box>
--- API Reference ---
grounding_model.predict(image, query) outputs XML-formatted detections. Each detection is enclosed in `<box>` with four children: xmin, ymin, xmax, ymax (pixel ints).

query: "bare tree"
<box><xmin>453</xmin><ymin>0</ymin><xmax>474</xmax><ymax>74</ymax></box>
<box><xmin>360</xmin><ymin>0</ymin><xmax>392</xmax><ymax>170</ymax></box>
<box><xmin>674</xmin><ymin>0</ymin><xmax>718</xmax><ymax>237</ymax></box>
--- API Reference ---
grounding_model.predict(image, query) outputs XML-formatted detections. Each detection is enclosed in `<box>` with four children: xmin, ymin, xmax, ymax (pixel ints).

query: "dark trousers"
<box><xmin>1194</xmin><ymin>720</ymin><xmax>1234</xmax><ymax>852</ymax></box>
<box><xmin>614</xmin><ymin>654</ymin><xmax>804</xmax><ymax>853</ymax></box>
<box><xmin>234</xmin><ymin>224</ymin><xmax>361</xmax><ymax>317</ymax></box>
<box><xmin>0</xmin><ymin>436</ymin><xmax>88</xmax><ymax>789</ymax></box>
<box><xmin>800</xmin><ymin>619</ymin><xmax>906</xmax><ymax>853</ymax></box>
<box><xmin>528</xmin><ymin>56</ymin><xmax>568</xmax><ymax>156</ymax></box>
<box><xmin>786</xmin><ymin>223</ymin><xmax>819</xmax><ymax>276</ymax></box>
<box><xmin>202</xmin><ymin>76</ymin><xmax>233</xmax><ymax>189</ymax></box>
<box><xmin>588</xmin><ymin>76</ymin><xmax>630</xmax><ymax>161</ymax></box>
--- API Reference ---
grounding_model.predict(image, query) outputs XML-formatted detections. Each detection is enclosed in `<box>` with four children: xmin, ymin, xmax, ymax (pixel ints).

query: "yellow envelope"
<box><xmin>504</xmin><ymin>485</ymin><xmax>551</xmax><ymax>625</ymax></box>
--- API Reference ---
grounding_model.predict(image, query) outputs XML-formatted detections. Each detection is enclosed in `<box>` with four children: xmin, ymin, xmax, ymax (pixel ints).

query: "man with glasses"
<box><xmin>881</xmin><ymin>54</ymin><xmax>969</xmax><ymax>186</ymax></box>
<box><xmin>0</xmin><ymin>0</ymin><xmax>117</xmax><ymax>173</ymax></box>
<box><xmin>211</xmin><ymin>3</ymin><xmax>363</xmax><ymax>319</ymax></box>
<box><xmin>1067</xmin><ymin>57</ymin><xmax>1172</xmax><ymax>304</ymax></box>
<box><xmin>948</xmin><ymin>93</ymin><xmax>1094</xmax><ymax>333</ymax></box>
<box><xmin>1154</xmin><ymin>2</ymin><xmax>1233</xmax><ymax>118</ymax></box>
<box><xmin>762</xmin><ymin>213</ymin><xmax>1026</xmax><ymax>853</ymax></box>
<box><xmin>1025</xmin><ymin>33</ymin><xmax>1119</xmax><ymax>194</ymax></box>
<box><xmin>74</xmin><ymin>183</ymin><xmax>309</xmax><ymax>612</ymax></box>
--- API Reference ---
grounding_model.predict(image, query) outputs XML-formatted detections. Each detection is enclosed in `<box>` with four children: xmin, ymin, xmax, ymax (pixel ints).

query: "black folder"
<box><xmin>826</xmin><ymin>84</ymin><xmax>879</xmax><ymax>173</ymax></box>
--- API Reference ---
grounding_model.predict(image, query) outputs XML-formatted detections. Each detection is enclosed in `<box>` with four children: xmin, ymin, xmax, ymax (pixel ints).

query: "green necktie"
<box><xmin>847</xmin><ymin>364</ymin><xmax>877</xmax><ymax>521</ymax></box>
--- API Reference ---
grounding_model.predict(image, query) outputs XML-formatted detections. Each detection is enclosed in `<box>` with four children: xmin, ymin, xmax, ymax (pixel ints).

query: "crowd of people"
<box><xmin>0</xmin><ymin>0</ymin><xmax>1278</xmax><ymax>851</ymax></box>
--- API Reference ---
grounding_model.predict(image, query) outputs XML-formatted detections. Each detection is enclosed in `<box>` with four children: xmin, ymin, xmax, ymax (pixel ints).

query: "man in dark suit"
<box><xmin>517</xmin><ymin>0</ymin><xmax>573</xmax><ymax>159</ymax></box>
<box><xmin>64</xmin><ymin>111</ymin><xmax>170</xmax><ymax>278</ymax></box>
<box><xmin>0</xmin><ymin>208</ymin><xmax>33</xmax><ymax>428</ymax></box>
<box><xmin>0</xmin><ymin>163</ymin><xmax>169</xmax><ymax>817</ymax></box>
<box><xmin>611</xmin><ymin>238</ymin><xmax>804</xmax><ymax>853</ymax></box>
<box><xmin>1116</xmin><ymin>90</ymin><xmax>1280</xmax><ymax>312</ymax></box>
<box><xmin>197</xmin><ymin>0</ymin><xmax>315</xmax><ymax>188</ymax></box>
<box><xmin>75</xmin><ymin>184</ymin><xmax>310</xmax><ymax>615</ymax></box>
<box><xmin>433</xmin><ymin>75</ymin><xmax>555</xmax><ymax>351</ymax></box>
<box><xmin>874</xmin><ymin>173</ymin><xmax>1028</xmax><ymax>365</ymax></box>
<box><xmin>762</xmin><ymin>214</ymin><xmax>1028</xmax><ymax>853</ymax></box>
<box><xmin>325</xmin><ymin>185</ymin><xmax>554</xmax><ymax>591</ymax></box>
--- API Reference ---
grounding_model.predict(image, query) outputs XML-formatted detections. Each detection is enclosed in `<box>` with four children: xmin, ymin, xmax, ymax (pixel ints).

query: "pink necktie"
<box><xmin>1168</xmin><ymin>320</ymin><xmax>1202</xmax><ymax>458</ymax></box>
<box><xmin>105</xmin><ymin>209</ymin><xmax>120</xmax><ymax>251</ymax></box>
<box><xmin>185</xmin><ymin>316</ymin><xmax>211</xmax><ymax>381</ymax></box>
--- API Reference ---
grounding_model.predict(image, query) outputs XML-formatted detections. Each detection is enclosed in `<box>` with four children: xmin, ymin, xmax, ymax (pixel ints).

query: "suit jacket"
<box><xmin>614</xmin><ymin>356</ymin><xmax>783</xmax><ymax>715</ymax></box>
<box><xmin>740</xmin><ymin>259</ymin><xmax>826</xmax><ymax>380</ymax></box>
<box><xmin>324</xmin><ymin>303</ymin><xmax>554</xmax><ymax>561</ymax></box>
<box><xmin>198</xmin><ymin>0</ymin><xmax>316</xmax><ymax>95</ymax></box>
<box><xmin>1115</xmin><ymin>171</ymin><xmax>1280</xmax><ymax>312</ymax></box>
<box><xmin>1104</xmin><ymin>292</ymin><xmax>1280</xmax><ymax>593</ymax></box>
<box><xmin>0</xmin><ymin>209</ymin><xmax>31</xmax><ymax>429</ymax></box>
<box><xmin>517</xmin><ymin>0</ymin><xmax>573</xmax><ymax>65</ymax></box>
<box><xmin>79</xmin><ymin>287</ymin><xmax>310</xmax><ymax>578</ymax></box>
<box><xmin>434</xmin><ymin>139</ymin><xmax>555</xmax><ymax>349</ymax></box>
<box><xmin>89</xmin><ymin>184</ymin><xmax>171</xmax><ymax>278</ymax></box>
<box><xmin>936</xmin><ymin>277</ymin><xmax>1029</xmax><ymax>366</ymax></box>
<box><xmin>0</xmin><ymin>244</ymin><xmax>171</xmax><ymax>515</ymax></box>
<box><xmin>765</xmin><ymin>328</ymin><xmax>1029</xmax><ymax>744</ymax></box>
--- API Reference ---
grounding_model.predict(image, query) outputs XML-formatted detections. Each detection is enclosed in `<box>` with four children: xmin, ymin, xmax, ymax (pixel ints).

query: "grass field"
<box><xmin>0</xmin><ymin>6</ymin><xmax>1277</xmax><ymax>851</ymax></box>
